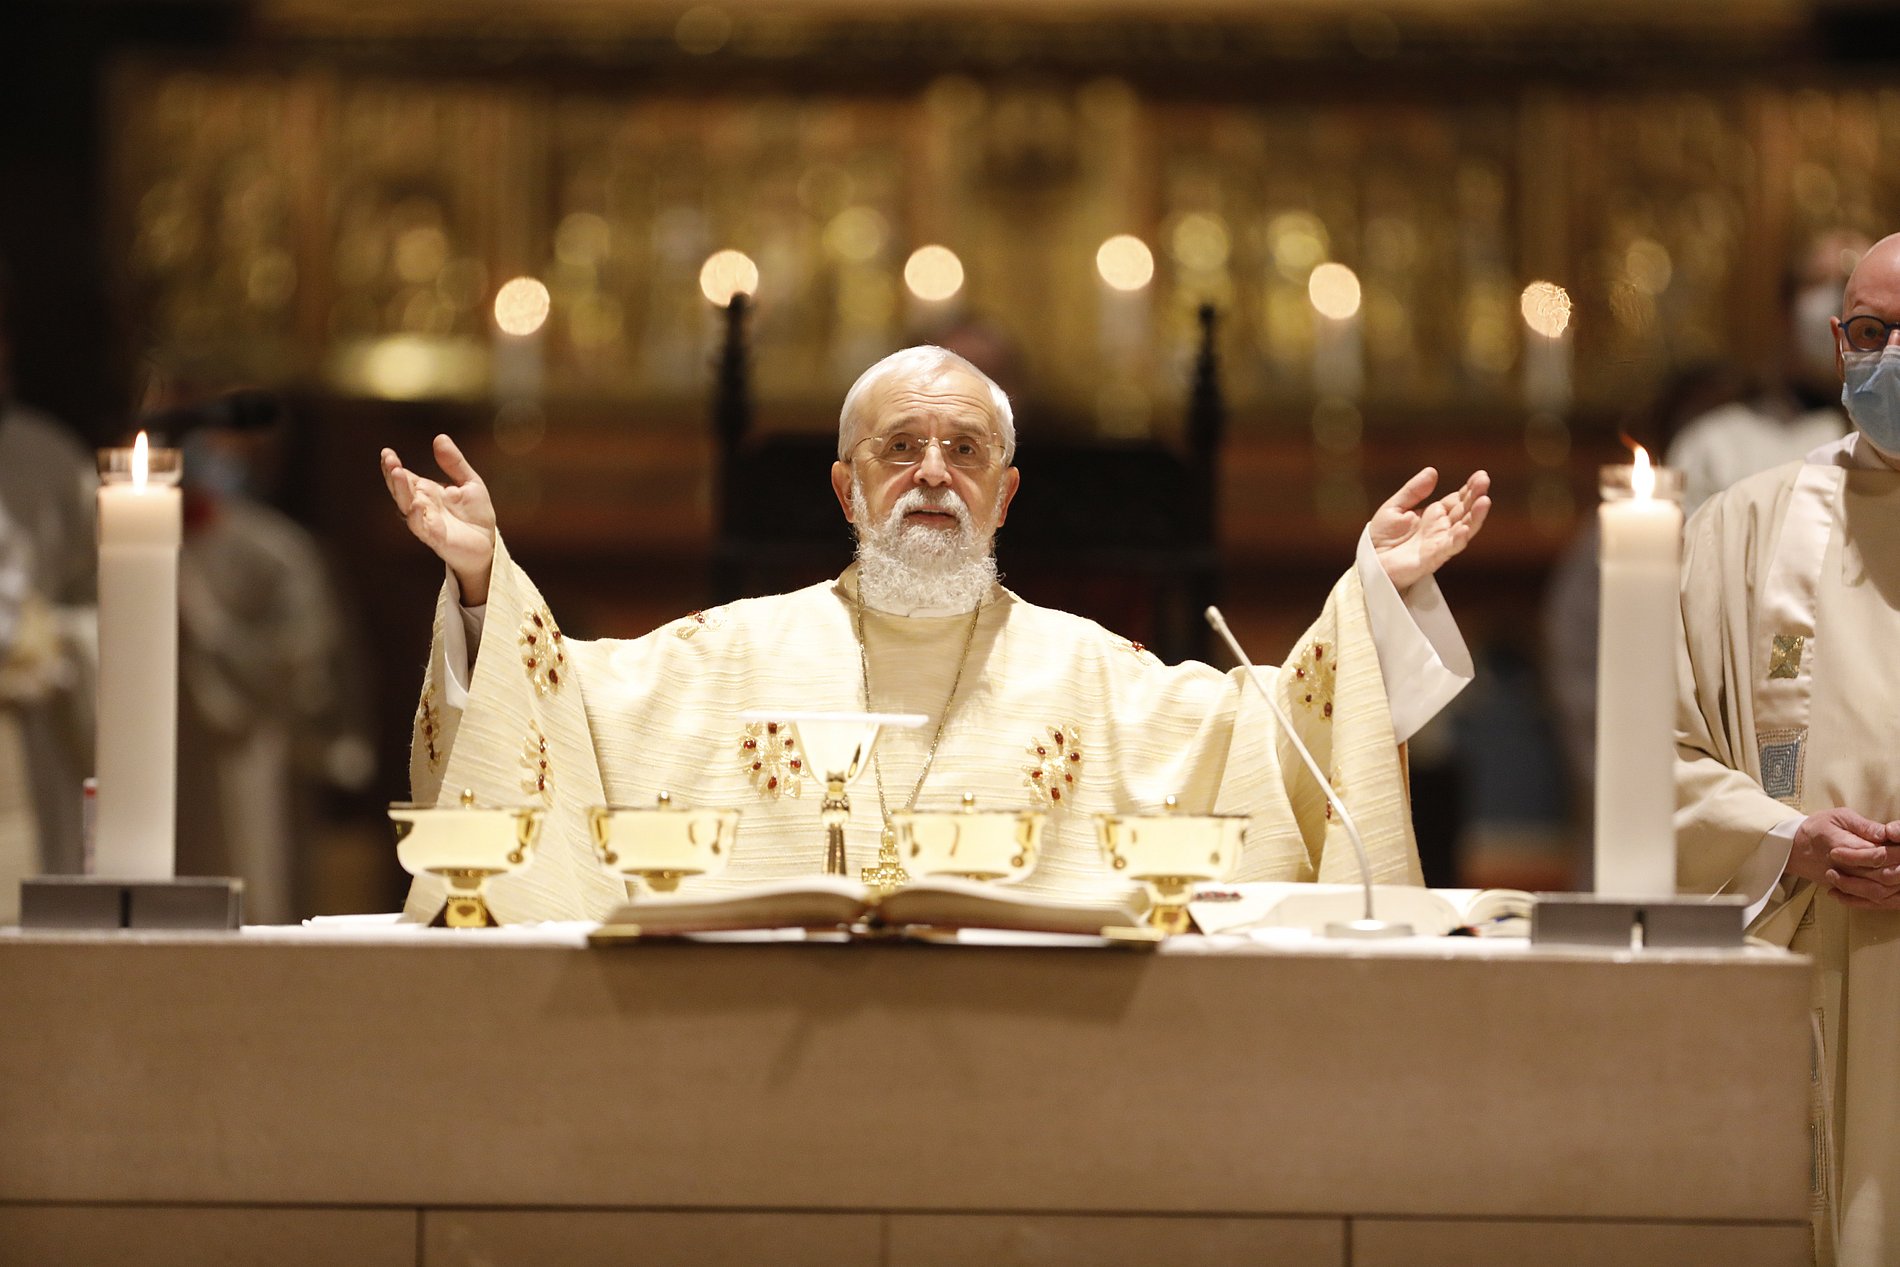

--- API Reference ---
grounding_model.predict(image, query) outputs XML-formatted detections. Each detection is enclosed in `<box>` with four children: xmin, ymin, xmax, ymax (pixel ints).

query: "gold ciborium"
<box><xmin>1095</xmin><ymin>795</ymin><xmax>1246</xmax><ymax>934</ymax></box>
<box><xmin>389</xmin><ymin>790</ymin><xmax>544</xmax><ymax>928</ymax></box>
<box><xmin>891</xmin><ymin>794</ymin><xmax>1043</xmax><ymax>884</ymax></box>
<box><xmin>587</xmin><ymin>793</ymin><xmax>740</xmax><ymax>895</ymax></box>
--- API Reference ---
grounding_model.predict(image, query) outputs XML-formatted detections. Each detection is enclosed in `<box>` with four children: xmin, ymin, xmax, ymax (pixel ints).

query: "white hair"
<box><xmin>836</xmin><ymin>345</ymin><xmax>1015</xmax><ymax>465</ymax></box>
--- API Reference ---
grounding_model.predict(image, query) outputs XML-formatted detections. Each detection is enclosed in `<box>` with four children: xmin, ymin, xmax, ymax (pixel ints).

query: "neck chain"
<box><xmin>854</xmin><ymin>586</ymin><xmax>985</xmax><ymax>850</ymax></box>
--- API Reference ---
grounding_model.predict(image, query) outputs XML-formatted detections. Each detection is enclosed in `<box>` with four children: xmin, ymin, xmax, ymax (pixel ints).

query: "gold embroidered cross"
<box><xmin>862</xmin><ymin>824</ymin><xmax>910</xmax><ymax>894</ymax></box>
<box><xmin>1769</xmin><ymin>635</ymin><xmax>1804</xmax><ymax>681</ymax></box>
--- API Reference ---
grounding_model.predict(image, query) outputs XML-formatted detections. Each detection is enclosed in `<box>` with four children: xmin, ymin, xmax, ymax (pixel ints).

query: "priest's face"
<box><xmin>830</xmin><ymin>367</ymin><xmax>1021</xmax><ymax>556</ymax></box>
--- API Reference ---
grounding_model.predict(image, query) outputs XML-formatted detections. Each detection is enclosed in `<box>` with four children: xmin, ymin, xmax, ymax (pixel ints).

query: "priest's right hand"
<box><xmin>1789</xmin><ymin>808</ymin><xmax>1900</xmax><ymax>909</ymax></box>
<box><xmin>380</xmin><ymin>434</ymin><xmax>497</xmax><ymax>606</ymax></box>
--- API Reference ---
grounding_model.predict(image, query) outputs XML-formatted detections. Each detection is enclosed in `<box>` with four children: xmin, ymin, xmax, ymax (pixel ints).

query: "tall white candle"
<box><xmin>1594</xmin><ymin>448</ymin><xmax>1683</xmax><ymax>899</ymax></box>
<box><xmin>94</xmin><ymin>433</ymin><xmax>182</xmax><ymax>880</ymax></box>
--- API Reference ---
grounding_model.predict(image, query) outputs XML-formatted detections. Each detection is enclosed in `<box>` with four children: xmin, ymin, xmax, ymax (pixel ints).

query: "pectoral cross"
<box><xmin>861</xmin><ymin>823</ymin><xmax>910</xmax><ymax>894</ymax></box>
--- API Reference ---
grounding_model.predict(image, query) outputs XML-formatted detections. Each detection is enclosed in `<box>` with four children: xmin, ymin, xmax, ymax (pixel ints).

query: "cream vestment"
<box><xmin>1675</xmin><ymin>431</ymin><xmax>1900</xmax><ymax>1267</ymax></box>
<box><xmin>405</xmin><ymin>531</ymin><xmax>1471</xmax><ymax>923</ymax></box>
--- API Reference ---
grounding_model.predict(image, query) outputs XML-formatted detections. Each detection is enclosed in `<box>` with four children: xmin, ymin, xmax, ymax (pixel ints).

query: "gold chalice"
<box><xmin>891</xmin><ymin>794</ymin><xmax>1043</xmax><ymax>883</ymax></box>
<box><xmin>741</xmin><ymin>710</ymin><xmax>926</xmax><ymax>878</ymax></box>
<box><xmin>389</xmin><ymin>790</ymin><xmax>544</xmax><ymax>928</ymax></box>
<box><xmin>587</xmin><ymin>793</ymin><xmax>739</xmax><ymax>895</ymax></box>
<box><xmin>1095</xmin><ymin>796</ymin><xmax>1246</xmax><ymax>934</ymax></box>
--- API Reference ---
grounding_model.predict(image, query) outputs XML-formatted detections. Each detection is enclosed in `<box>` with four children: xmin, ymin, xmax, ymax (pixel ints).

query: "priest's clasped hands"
<box><xmin>1788</xmin><ymin>807</ymin><xmax>1900</xmax><ymax>911</ymax></box>
<box><xmin>381</xmin><ymin>434</ymin><xmax>1492</xmax><ymax>606</ymax></box>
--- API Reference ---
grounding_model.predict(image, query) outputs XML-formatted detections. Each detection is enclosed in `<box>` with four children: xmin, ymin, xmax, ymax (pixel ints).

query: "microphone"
<box><xmin>1205</xmin><ymin>605</ymin><xmax>1412</xmax><ymax>939</ymax></box>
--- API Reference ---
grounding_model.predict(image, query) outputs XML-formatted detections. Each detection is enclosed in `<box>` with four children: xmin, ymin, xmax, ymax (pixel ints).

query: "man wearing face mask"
<box><xmin>1674</xmin><ymin>231</ymin><xmax>1900</xmax><ymax>1267</ymax></box>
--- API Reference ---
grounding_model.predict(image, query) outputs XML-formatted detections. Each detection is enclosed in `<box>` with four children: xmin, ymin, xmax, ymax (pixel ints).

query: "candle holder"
<box><xmin>1598</xmin><ymin>462</ymin><xmax>1682</xmax><ymax>504</ymax></box>
<box><xmin>98</xmin><ymin>445</ymin><xmax>182</xmax><ymax>486</ymax></box>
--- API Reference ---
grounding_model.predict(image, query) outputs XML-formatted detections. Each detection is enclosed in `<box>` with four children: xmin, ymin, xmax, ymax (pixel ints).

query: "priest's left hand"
<box><xmin>1370</xmin><ymin>468</ymin><xmax>1492</xmax><ymax>592</ymax></box>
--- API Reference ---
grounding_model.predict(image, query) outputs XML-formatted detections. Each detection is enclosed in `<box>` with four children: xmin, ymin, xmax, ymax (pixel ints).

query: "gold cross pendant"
<box><xmin>861</xmin><ymin>823</ymin><xmax>910</xmax><ymax>894</ymax></box>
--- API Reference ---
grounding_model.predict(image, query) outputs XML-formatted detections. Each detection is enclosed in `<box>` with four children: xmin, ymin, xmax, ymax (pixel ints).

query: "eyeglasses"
<box><xmin>854</xmin><ymin>431</ymin><xmax>1005</xmax><ymax>471</ymax></box>
<box><xmin>1840</xmin><ymin>315</ymin><xmax>1900</xmax><ymax>353</ymax></box>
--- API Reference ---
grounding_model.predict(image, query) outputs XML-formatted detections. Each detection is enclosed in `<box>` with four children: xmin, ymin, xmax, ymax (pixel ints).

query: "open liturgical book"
<box><xmin>588</xmin><ymin>874</ymin><xmax>1147</xmax><ymax>942</ymax></box>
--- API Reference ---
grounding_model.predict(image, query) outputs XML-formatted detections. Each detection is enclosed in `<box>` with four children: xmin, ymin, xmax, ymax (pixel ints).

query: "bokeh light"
<box><xmin>1170</xmin><ymin>213</ymin><xmax>1230</xmax><ymax>272</ymax></box>
<box><xmin>1096</xmin><ymin>234</ymin><xmax>1155</xmax><ymax>291</ymax></box>
<box><xmin>492</xmin><ymin>277</ymin><xmax>550</xmax><ymax>336</ymax></box>
<box><xmin>904</xmin><ymin>245</ymin><xmax>965</xmax><ymax>302</ymax></box>
<box><xmin>674</xmin><ymin>5</ymin><xmax>732</xmax><ymax>55</ymax></box>
<box><xmin>1519</xmin><ymin>280</ymin><xmax>1572</xmax><ymax>339</ymax></box>
<box><xmin>1308</xmin><ymin>262</ymin><xmax>1362</xmax><ymax>320</ymax></box>
<box><xmin>698</xmin><ymin>249</ymin><xmax>759</xmax><ymax>307</ymax></box>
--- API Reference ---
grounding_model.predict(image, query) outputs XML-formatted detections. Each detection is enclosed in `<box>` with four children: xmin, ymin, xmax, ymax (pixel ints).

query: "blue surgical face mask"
<box><xmin>1841</xmin><ymin>346</ymin><xmax>1900</xmax><ymax>455</ymax></box>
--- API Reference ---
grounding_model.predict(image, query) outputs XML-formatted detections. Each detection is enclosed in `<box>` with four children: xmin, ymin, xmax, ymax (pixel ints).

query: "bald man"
<box><xmin>1675</xmin><ymin>231</ymin><xmax>1900</xmax><ymax>1266</ymax></box>
<box><xmin>382</xmin><ymin>345</ymin><xmax>1490</xmax><ymax>925</ymax></box>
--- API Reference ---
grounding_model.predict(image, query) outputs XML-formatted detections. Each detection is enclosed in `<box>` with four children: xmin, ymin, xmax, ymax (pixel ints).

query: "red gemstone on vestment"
<box><xmin>1068</xmin><ymin>751</ymin><xmax>1080</xmax><ymax>761</ymax></box>
<box><xmin>743</xmin><ymin>739</ymin><xmax>757</xmax><ymax>750</ymax></box>
<box><xmin>1053</xmin><ymin>732</ymin><xmax>1064</xmax><ymax>744</ymax></box>
<box><xmin>752</xmin><ymin>761</ymin><xmax>762</xmax><ymax>771</ymax></box>
<box><xmin>790</xmin><ymin>759</ymin><xmax>801</xmax><ymax>770</ymax></box>
<box><xmin>767</xmin><ymin>777</ymin><xmax>778</xmax><ymax>789</ymax></box>
<box><xmin>1030</xmin><ymin>770</ymin><xmax>1043</xmax><ymax>780</ymax></box>
<box><xmin>1064</xmin><ymin>774</ymin><xmax>1073</xmax><ymax>783</ymax></box>
<box><xmin>547</xmin><ymin>670</ymin><xmax>558</xmax><ymax>684</ymax></box>
<box><xmin>767</xmin><ymin>722</ymin><xmax>778</xmax><ymax>734</ymax></box>
<box><xmin>1036</xmin><ymin>746</ymin><xmax>1046</xmax><ymax>756</ymax></box>
<box><xmin>1051</xmin><ymin>789</ymin><xmax>1061</xmax><ymax>801</ymax></box>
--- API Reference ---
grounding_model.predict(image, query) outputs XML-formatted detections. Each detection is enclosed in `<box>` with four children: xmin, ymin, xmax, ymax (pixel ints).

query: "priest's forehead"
<box><xmin>1844</xmin><ymin>232</ymin><xmax>1900</xmax><ymax>319</ymax></box>
<box><xmin>865</xmin><ymin>369</ymin><xmax>1002</xmax><ymax>438</ymax></box>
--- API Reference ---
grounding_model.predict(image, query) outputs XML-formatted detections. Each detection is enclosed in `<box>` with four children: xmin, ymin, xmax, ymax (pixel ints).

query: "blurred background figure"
<box><xmin>0</xmin><ymin>268</ymin><xmax>97</xmax><ymax>922</ymax></box>
<box><xmin>1665</xmin><ymin>231</ymin><xmax>1864</xmax><ymax>517</ymax></box>
<box><xmin>146</xmin><ymin>363</ymin><xmax>376</xmax><ymax>924</ymax></box>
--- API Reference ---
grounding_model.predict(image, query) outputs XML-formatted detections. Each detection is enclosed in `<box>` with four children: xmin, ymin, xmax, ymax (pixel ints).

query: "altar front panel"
<box><xmin>0</xmin><ymin>932</ymin><xmax>1811</xmax><ymax>1264</ymax></box>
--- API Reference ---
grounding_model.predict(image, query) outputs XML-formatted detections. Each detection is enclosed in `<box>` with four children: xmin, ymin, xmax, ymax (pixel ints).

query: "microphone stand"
<box><xmin>1205</xmin><ymin>606</ymin><xmax>1412</xmax><ymax>939</ymax></box>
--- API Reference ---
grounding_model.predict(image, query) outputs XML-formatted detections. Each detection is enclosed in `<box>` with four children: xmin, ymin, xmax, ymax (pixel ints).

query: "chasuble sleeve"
<box><xmin>1206</xmin><ymin>565</ymin><xmax>1423</xmax><ymax>888</ymax></box>
<box><xmin>402</xmin><ymin>533</ymin><xmax>627</xmax><ymax>923</ymax></box>
<box><xmin>1673</xmin><ymin>485</ymin><xmax>1807</xmax><ymax>902</ymax></box>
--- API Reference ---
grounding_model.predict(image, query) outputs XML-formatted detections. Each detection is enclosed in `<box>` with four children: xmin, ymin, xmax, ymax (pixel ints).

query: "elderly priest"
<box><xmin>1674</xmin><ymin>232</ymin><xmax>1900</xmax><ymax>1267</ymax></box>
<box><xmin>380</xmin><ymin>346</ymin><xmax>1490</xmax><ymax>922</ymax></box>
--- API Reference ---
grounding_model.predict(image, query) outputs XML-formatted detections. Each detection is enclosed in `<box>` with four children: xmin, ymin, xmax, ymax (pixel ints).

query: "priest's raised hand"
<box><xmin>1369</xmin><ymin>466</ymin><xmax>1492</xmax><ymax>593</ymax></box>
<box><xmin>380</xmin><ymin>434</ymin><xmax>498</xmax><ymax>605</ymax></box>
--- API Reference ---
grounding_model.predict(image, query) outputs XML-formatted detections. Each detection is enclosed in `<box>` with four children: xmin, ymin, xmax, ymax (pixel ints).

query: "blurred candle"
<box><xmin>1594</xmin><ymin>448</ymin><xmax>1683</xmax><ymax>899</ymax></box>
<box><xmin>94</xmin><ymin>433</ymin><xmax>182</xmax><ymax>879</ymax></box>
<box><xmin>1309</xmin><ymin>262</ymin><xmax>1364</xmax><ymax>401</ymax></box>
<box><xmin>1096</xmin><ymin>234</ymin><xmax>1154</xmax><ymax>363</ymax></box>
<box><xmin>1521</xmin><ymin>280</ymin><xmax>1573</xmax><ymax>413</ymax></box>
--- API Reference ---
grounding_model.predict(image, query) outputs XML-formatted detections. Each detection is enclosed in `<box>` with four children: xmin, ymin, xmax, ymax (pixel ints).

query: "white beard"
<box><xmin>851</xmin><ymin>482</ymin><xmax>999</xmax><ymax>613</ymax></box>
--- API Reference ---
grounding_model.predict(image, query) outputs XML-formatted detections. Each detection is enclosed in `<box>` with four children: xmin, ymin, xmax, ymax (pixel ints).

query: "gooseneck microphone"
<box><xmin>1205</xmin><ymin>606</ymin><xmax>1412</xmax><ymax>939</ymax></box>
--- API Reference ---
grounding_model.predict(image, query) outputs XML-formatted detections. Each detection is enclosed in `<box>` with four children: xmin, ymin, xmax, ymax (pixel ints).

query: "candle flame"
<box><xmin>1632</xmin><ymin>444</ymin><xmax>1654</xmax><ymax>500</ymax></box>
<box><xmin>132</xmin><ymin>431</ymin><xmax>149</xmax><ymax>490</ymax></box>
